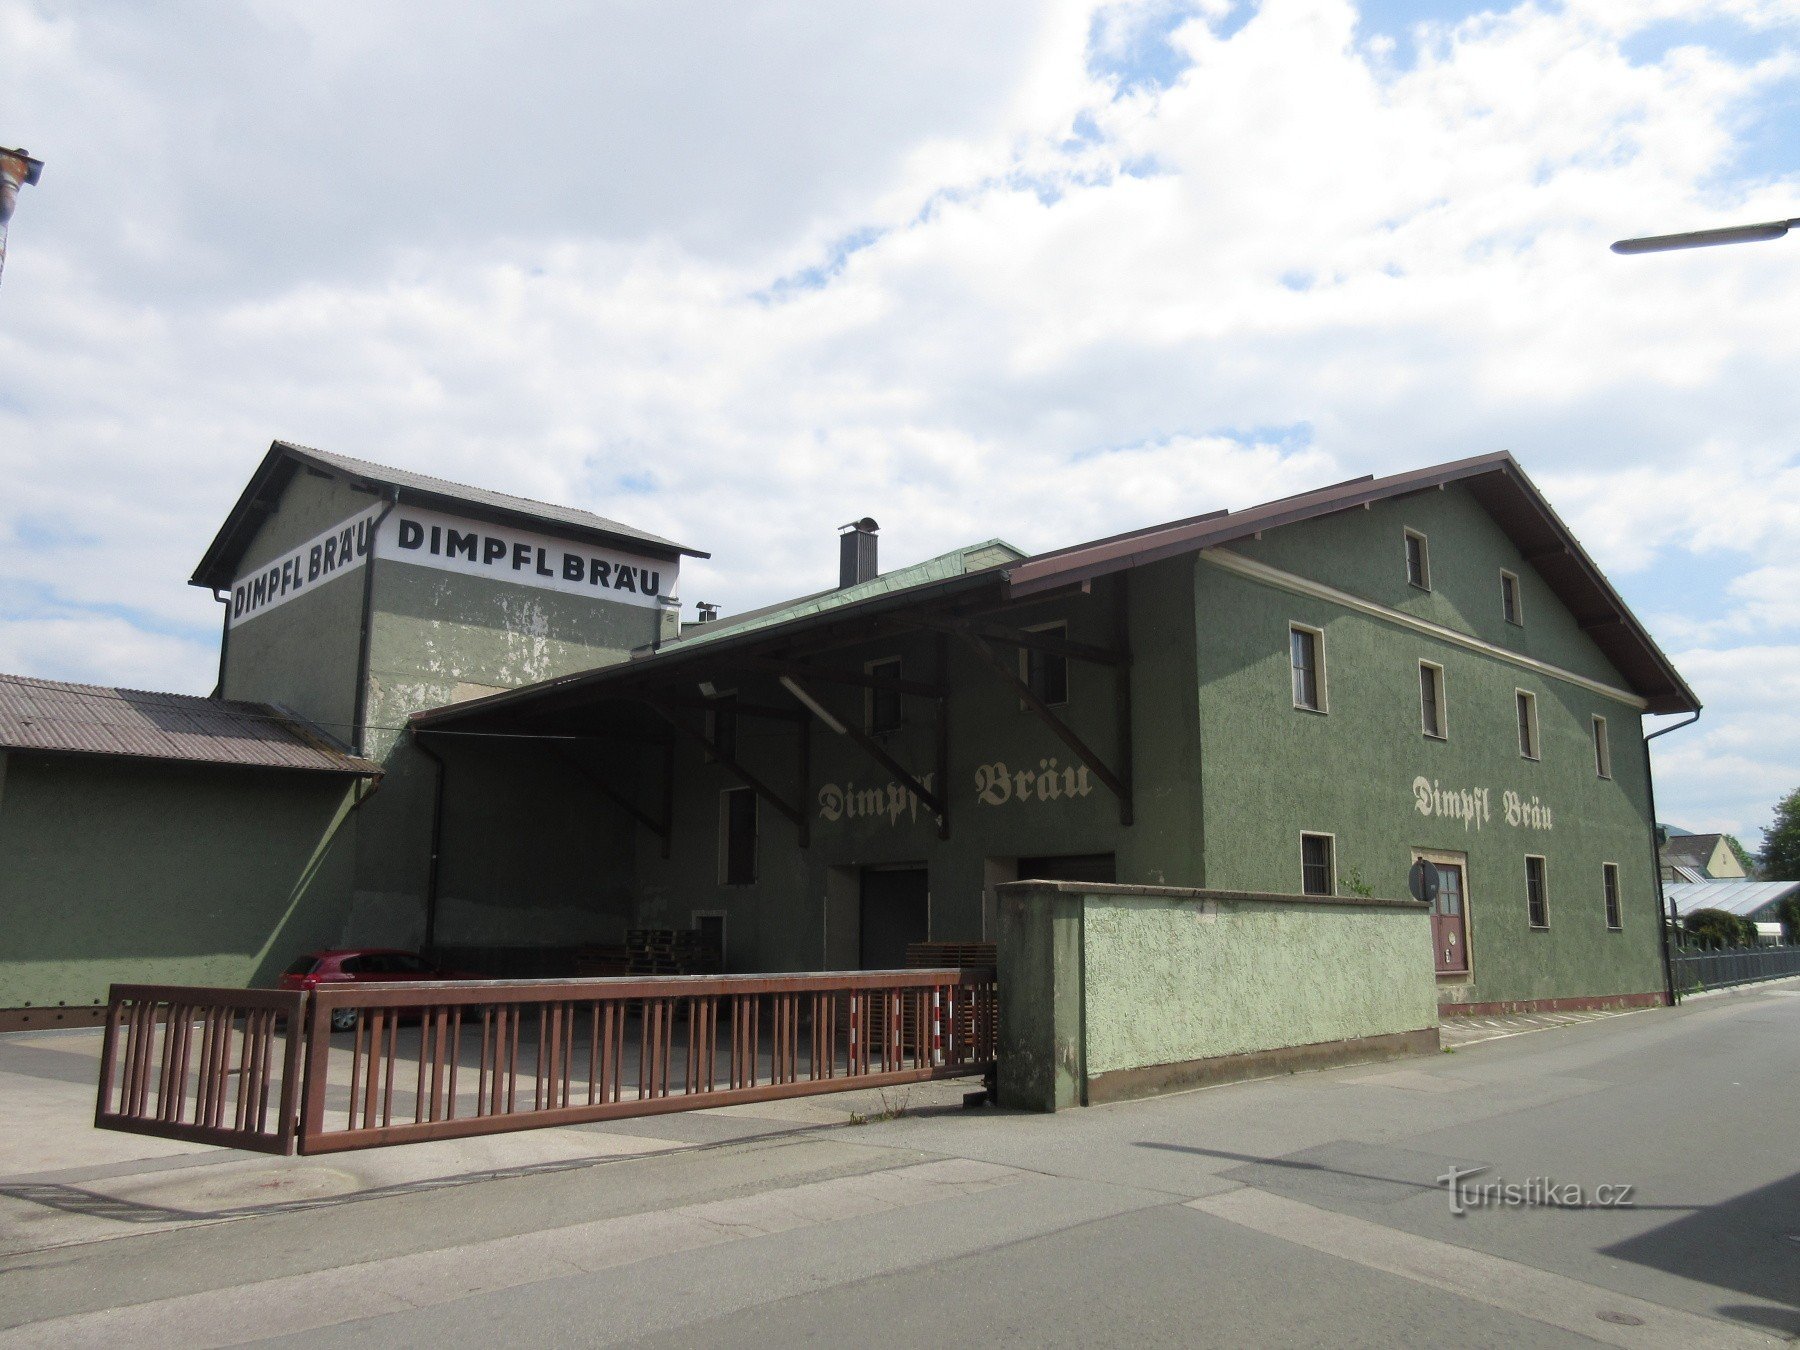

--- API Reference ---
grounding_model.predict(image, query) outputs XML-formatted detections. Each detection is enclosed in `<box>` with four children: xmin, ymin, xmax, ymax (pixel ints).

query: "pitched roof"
<box><xmin>191</xmin><ymin>441</ymin><xmax>707</xmax><ymax>590</ymax></box>
<box><xmin>412</xmin><ymin>538</ymin><xmax>1023</xmax><ymax>726</ymax></box>
<box><xmin>1662</xmin><ymin>832</ymin><xmax>1729</xmax><ymax>867</ymax></box>
<box><xmin>1003</xmin><ymin>451</ymin><xmax>1698</xmax><ymax>714</ymax></box>
<box><xmin>672</xmin><ymin>540</ymin><xmax>1025</xmax><ymax>650</ymax></box>
<box><xmin>0</xmin><ymin>673</ymin><xmax>380</xmax><ymax>775</ymax></box>
<box><xmin>1666</xmin><ymin>879</ymin><xmax>1800</xmax><ymax>920</ymax></box>
<box><xmin>413</xmin><ymin>451</ymin><xmax>1698</xmax><ymax>729</ymax></box>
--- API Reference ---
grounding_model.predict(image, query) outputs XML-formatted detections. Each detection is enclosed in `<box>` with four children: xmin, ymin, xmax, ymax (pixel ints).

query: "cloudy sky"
<box><xmin>2</xmin><ymin>0</ymin><xmax>1797</xmax><ymax>847</ymax></box>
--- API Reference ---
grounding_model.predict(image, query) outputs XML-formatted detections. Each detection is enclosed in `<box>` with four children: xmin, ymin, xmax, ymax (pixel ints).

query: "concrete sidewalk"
<box><xmin>5</xmin><ymin>985</ymin><xmax>1798</xmax><ymax>1346</ymax></box>
<box><xmin>0</xmin><ymin>1023</ymin><xmax>975</xmax><ymax>1257</ymax></box>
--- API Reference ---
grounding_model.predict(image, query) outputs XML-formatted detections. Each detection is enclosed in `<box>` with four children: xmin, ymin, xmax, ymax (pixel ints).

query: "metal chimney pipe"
<box><xmin>838</xmin><ymin>518</ymin><xmax>879</xmax><ymax>589</ymax></box>
<box><xmin>0</xmin><ymin>147</ymin><xmax>45</xmax><ymax>288</ymax></box>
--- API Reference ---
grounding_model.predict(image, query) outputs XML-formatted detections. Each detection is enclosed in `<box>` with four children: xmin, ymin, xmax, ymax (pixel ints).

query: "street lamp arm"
<box><xmin>1611</xmin><ymin>217</ymin><xmax>1800</xmax><ymax>254</ymax></box>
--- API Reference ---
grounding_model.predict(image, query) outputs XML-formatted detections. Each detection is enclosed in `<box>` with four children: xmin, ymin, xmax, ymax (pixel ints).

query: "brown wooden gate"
<box><xmin>94</xmin><ymin>969</ymin><xmax>996</xmax><ymax>1156</ymax></box>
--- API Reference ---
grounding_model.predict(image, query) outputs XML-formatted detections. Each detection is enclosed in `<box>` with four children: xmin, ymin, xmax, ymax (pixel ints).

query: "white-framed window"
<box><xmin>1018</xmin><ymin>622</ymin><xmax>1069</xmax><ymax>708</ymax></box>
<box><xmin>1404</xmin><ymin>528</ymin><xmax>1431</xmax><ymax>590</ymax></box>
<box><xmin>1290</xmin><ymin>623</ymin><xmax>1326</xmax><ymax>712</ymax></box>
<box><xmin>1525</xmin><ymin>854</ymin><xmax>1549</xmax><ymax>929</ymax></box>
<box><xmin>1301</xmin><ymin>832</ymin><xmax>1336</xmax><ymax>896</ymax></box>
<box><xmin>1601</xmin><ymin>863</ymin><xmax>1622</xmax><ymax>931</ymax></box>
<box><xmin>1419</xmin><ymin>661</ymin><xmax>1448</xmax><ymax>739</ymax></box>
<box><xmin>1515</xmin><ymin>689</ymin><xmax>1540</xmax><ymax>760</ymax></box>
<box><xmin>1500</xmin><ymin>570</ymin><xmax>1523</xmax><ymax>626</ymax></box>
<box><xmin>1592</xmin><ymin>714</ymin><xmax>1611</xmax><ymax>779</ymax></box>
<box><xmin>865</xmin><ymin>656</ymin><xmax>903</xmax><ymax>734</ymax></box>
<box><xmin>718</xmin><ymin>787</ymin><xmax>757</xmax><ymax>886</ymax></box>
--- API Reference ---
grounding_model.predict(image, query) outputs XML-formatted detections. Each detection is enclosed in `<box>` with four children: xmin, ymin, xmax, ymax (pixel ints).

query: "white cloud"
<box><xmin>1</xmin><ymin>0</ymin><xmax>1798</xmax><ymax>836</ymax></box>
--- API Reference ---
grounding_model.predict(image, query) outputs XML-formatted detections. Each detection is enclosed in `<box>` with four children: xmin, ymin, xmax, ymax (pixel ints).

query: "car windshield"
<box><xmin>282</xmin><ymin>956</ymin><xmax>319</xmax><ymax>976</ymax></box>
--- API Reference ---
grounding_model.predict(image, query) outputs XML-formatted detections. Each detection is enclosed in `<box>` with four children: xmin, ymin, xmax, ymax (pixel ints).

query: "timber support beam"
<box><xmin>955</xmin><ymin>631</ymin><xmax>1133</xmax><ymax>826</ymax></box>
<box><xmin>898</xmin><ymin>614</ymin><xmax>1127</xmax><ymax>668</ymax></box>
<box><xmin>643</xmin><ymin>700</ymin><xmax>809</xmax><ymax>846</ymax></box>
<box><xmin>777</xmin><ymin>676</ymin><xmax>948</xmax><ymax>834</ymax></box>
<box><xmin>554</xmin><ymin>747</ymin><xmax>672</xmax><ymax>859</ymax></box>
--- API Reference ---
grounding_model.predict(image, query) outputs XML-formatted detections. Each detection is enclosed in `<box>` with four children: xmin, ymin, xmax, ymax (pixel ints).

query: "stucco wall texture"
<box><xmin>1081</xmin><ymin>893</ymin><xmax>1438</xmax><ymax>1076</ymax></box>
<box><xmin>0</xmin><ymin>753</ymin><xmax>361</xmax><ymax>1010</ymax></box>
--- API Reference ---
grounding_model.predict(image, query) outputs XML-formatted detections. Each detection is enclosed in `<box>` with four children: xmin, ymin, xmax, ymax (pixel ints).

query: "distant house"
<box><xmin>1659</xmin><ymin>829</ymin><xmax>1748</xmax><ymax>884</ymax></box>
<box><xmin>1664</xmin><ymin>879</ymin><xmax>1800</xmax><ymax>944</ymax></box>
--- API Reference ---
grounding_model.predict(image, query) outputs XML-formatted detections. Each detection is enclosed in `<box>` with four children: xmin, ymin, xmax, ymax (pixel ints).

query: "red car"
<box><xmin>278</xmin><ymin>949</ymin><xmax>466</xmax><ymax>1030</ymax></box>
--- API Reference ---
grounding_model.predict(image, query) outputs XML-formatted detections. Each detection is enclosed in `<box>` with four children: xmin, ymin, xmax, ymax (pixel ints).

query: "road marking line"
<box><xmin>0</xmin><ymin>1158</ymin><xmax>1027</xmax><ymax>1349</ymax></box>
<box><xmin>1187</xmin><ymin>1187</ymin><xmax>1780</xmax><ymax>1349</ymax></box>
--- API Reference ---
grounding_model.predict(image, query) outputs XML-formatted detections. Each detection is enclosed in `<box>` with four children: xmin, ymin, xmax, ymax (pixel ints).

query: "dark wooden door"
<box><xmin>1431</xmin><ymin>862</ymin><xmax>1469</xmax><ymax>975</ymax></box>
<box><xmin>860</xmin><ymin>868</ymin><xmax>929</xmax><ymax>970</ymax></box>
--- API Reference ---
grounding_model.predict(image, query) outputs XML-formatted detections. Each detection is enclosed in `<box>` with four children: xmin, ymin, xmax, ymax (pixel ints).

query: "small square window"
<box><xmin>1404</xmin><ymin>529</ymin><xmax>1431</xmax><ymax>590</ymax></box>
<box><xmin>1602</xmin><ymin>863</ymin><xmax>1622</xmax><ymax>931</ymax></box>
<box><xmin>1301</xmin><ymin>833</ymin><xmax>1336</xmax><ymax>896</ymax></box>
<box><xmin>719</xmin><ymin>788</ymin><xmax>757</xmax><ymax>886</ymax></box>
<box><xmin>1290</xmin><ymin>624</ymin><xmax>1325</xmax><ymax>712</ymax></box>
<box><xmin>1526</xmin><ymin>855</ymin><xmax>1549</xmax><ymax>928</ymax></box>
<box><xmin>1419</xmin><ymin>662</ymin><xmax>1447</xmax><ymax>739</ymax></box>
<box><xmin>866</xmin><ymin>656</ymin><xmax>903</xmax><ymax>734</ymax></box>
<box><xmin>1018</xmin><ymin>624</ymin><xmax>1069</xmax><ymax>707</ymax></box>
<box><xmin>1516</xmin><ymin>690</ymin><xmax>1540</xmax><ymax>760</ymax></box>
<box><xmin>1592</xmin><ymin>715</ymin><xmax>1611</xmax><ymax>779</ymax></box>
<box><xmin>1500</xmin><ymin>570</ymin><xmax>1523</xmax><ymax>625</ymax></box>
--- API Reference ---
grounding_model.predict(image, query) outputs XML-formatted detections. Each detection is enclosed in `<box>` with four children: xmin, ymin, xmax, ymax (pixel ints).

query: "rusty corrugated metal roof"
<box><xmin>0</xmin><ymin>674</ymin><xmax>380</xmax><ymax>775</ymax></box>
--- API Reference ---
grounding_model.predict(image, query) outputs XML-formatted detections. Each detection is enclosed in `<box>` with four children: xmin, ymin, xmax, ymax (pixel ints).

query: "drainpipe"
<box><xmin>350</xmin><ymin>488</ymin><xmax>401</xmax><ymax>757</ymax></box>
<box><xmin>414</xmin><ymin>730</ymin><xmax>448</xmax><ymax>959</ymax></box>
<box><xmin>1643</xmin><ymin>709</ymin><xmax>1701</xmax><ymax>1005</ymax></box>
<box><xmin>211</xmin><ymin>588</ymin><xmax>232</xmax><ymax>699</ymax></box>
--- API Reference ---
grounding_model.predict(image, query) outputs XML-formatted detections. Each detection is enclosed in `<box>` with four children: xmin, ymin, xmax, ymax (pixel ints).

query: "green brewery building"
<box><xmin>0</xmin><ymin>444</ymin><xmax>1698</xmax><ymax>1026</ymax></box>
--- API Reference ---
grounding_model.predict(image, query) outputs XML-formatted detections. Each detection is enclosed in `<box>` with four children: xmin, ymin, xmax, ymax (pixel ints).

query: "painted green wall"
<box><xmin>0</xmin><ymin>753</ymin><xmax>360</xmax><ymax>1009</ymax></box>
<box><xmin>996</xmin><ymin>881</ymin><xmax>1437</xmax><ymax>1111</ymax></box>
<box><xmin>628</xmin><ymin>560</ymin><xmax>1206</xmax><ymax>971</ymax></box>
<box><xmin>1082</xmin><ymin>893</ymin><xmax>1437</xmax><ymax>1075</ymax></box>
<box><xmin>346</xmin><ymin>554</ymin><xmax>662</xmax><ymax>951</ymax></box>
<box><xmin>1193</xmin><ymin>486</ymin><xmax>1665</xmax><ymax>1006</ymax></box>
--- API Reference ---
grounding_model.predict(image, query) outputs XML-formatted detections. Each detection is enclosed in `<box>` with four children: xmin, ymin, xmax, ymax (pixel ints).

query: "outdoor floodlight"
<box><xmin>0</xmin><ymin>146</ymin><xmax>45</xmax><ymax>288</ymax></box>
<box><xmin>1612</xmin><ymin>217</ymin><xmax>1799</xmax><ymax>254</ymax></box>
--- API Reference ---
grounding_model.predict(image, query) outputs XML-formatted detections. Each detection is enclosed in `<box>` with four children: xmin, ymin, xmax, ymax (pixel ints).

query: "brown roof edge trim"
<box><xmin>1004</xmin><ymin>452</ymin><xmax>1515</xmax><ymax>596</ymax></box>
<box><xmin>1002</xmin><ymin>450</ymin><xmax>1697</xmax><ymax>714</ymax></box>
<box><xmin>4</xmin><ymin>743</ymin><xmax>382</xmax><ymax>777</ymax></box>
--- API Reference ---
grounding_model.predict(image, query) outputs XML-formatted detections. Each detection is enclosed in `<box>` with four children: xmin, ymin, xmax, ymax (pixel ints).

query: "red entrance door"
<box><xmin>1430</xmin><ymin>861</ymin><xmax>1469</xmax><ymax>975</ymax></box>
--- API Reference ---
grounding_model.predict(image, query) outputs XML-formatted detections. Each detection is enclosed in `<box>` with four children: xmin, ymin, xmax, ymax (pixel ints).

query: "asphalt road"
<box><xmin>3</xmin><ymin>982</ymin><xmax>1796</xmax><ymax>1347</ymax></box>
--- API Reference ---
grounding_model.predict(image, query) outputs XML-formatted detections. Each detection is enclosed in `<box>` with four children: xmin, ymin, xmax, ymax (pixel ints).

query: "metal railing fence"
<box><xmin>1670</xmin><ymin>942</ymin><xmax>1800</xmax><ymax>994</ymax></box>
<box><xmin>95</xmin><ymin>968</ymin><xmax>996</xmax><ymax>1156</ymax></box>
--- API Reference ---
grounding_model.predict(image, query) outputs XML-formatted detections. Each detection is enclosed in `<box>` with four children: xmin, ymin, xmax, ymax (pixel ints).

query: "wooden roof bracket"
<box><xmin>898</xmin><ymin>613</ymin><xmax>1127</xmax><ymax>668</ymax></box>
<box><xmin>778</xmin><ymin>674</ymin><xmax>948</xmax><ymax>836</ymax></box>
<box><xmin>955</xmin><ymin>630</ymin><xmax>1133</xmax><ymax>827</ymax></box>
<box><xmin>553</xmin><ymin>746</ymin><xmax>672</xmax><ymax>859</ymax></box>
<box><xmin>642</xmin><ymin>699</ymin><xmax>808</xmax><ymax>845</ymax></box>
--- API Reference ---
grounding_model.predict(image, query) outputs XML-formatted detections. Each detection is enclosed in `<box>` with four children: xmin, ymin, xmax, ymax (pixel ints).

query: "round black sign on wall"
<box><xmin>1408</xmin><ymin>859</ymin><xmax>1441</xmax><ymax>905</ymax></box>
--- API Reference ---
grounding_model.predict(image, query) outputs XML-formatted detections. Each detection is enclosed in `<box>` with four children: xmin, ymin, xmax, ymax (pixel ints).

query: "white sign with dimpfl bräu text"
<box><xmin>377</xmin><ymin>504</ymin><xmax>675</xmax><ymax>610</ymax></box>
<box><xmin>227</xmin><ymin>504</ymin><xmax>384</xmax><ymax>628</ymax></box>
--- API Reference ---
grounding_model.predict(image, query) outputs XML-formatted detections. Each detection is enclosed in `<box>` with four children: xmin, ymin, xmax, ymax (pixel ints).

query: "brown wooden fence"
<box><xmin>95</xmin><ymin>985</ymin><xmax>307</xmax><ymax>1155</ymax></box>
<box><xmin>94</xmin><ymin>969</ymin><xmax>996</xmax><ymax>1156</ymax></box>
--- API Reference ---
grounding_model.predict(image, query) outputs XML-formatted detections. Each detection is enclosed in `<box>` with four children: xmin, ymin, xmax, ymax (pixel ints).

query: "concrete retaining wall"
<box><xmin>997</xmin><ymin>881</ymin><xmax>1439</xmax><ymax>1111</ymax></box>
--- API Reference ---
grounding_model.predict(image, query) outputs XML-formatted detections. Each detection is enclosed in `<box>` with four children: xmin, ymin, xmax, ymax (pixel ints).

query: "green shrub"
<box><xmin>1780</xmin><ymin>894</ymin><xmax>1800</xmax><ymax>944</ymax></box>
<box><xmin>1683</xmin><ymin>908</ymin><xmax>1749</xmax><ymax>950</ymax></box>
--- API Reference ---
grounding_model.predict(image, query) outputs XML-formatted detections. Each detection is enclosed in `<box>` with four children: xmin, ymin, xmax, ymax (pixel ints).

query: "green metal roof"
<box><xmin>670</xmin><ymin>539</ymin><xmax>1024</xmax><ymax>651</ymax></box>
